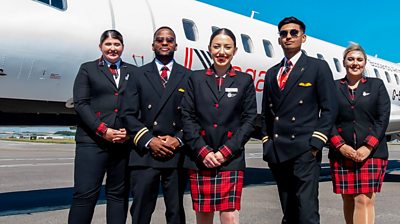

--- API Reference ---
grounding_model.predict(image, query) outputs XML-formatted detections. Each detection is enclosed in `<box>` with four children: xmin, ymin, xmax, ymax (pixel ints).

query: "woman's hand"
<box><xmin>103</xmin><ymin>128</ymin><xmax>127</xmax><ymax>143</ymax></box>
<box><xmin>355</xmin><ymin>145</ymin><xmax>372</xmax><ymax>162</ymax></box>
<box><xmin>338</xmin><ymin>144</ymin><xmax>357</xmax><ymax>161</ymax></box>
<box><xmin>203</xmin><ymin>152</ymin><xmax>221</xmax><ymax>168</ymax></box>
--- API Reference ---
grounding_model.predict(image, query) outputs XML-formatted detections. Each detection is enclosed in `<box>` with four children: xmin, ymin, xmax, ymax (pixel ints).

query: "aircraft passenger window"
<box><xmin>317</xmin><ymin>53</ymin><xmax>325</xmax><ymax>60</ymax></box>
<box><xmin>211</xmin><ymin>26</ymin><xmax>220</xmax><ymax>33</ymax></box>
<box><xmin>262</xmin><ymin>39</ymin><xmax>274</xmax><ymax>58</ymax></box>
<box><xmin>333</xmin><ymin>58</ymin><xmax>342</xmax><ymax>72</ymax></box>
<box><xmin>182</xmin><ymin>19</ymin><xmax>198</xmax><ymax>41</ymax></box>
<box><xmin>395</xmin><ymin>74</ymin><xmax>400</xmax><ymax>85</ymax></box>
<box><xmin>34</xmin><ymin>0</ymin><xmax>67</xmax><ymax>10</ymax></box>
<box><xmin>374</xmin><ymin>69</ymin><xmax>381</xmax><ymax>79</ymax></box>
<box><xmin>241</xmin><ymin>34</ymin><xmax>254</xmax><ymax>53</ymax></box>
<box><xmin>385</xmin><ymin>71</ymin><xmax>391</xmax><ymax>83</ymax></box>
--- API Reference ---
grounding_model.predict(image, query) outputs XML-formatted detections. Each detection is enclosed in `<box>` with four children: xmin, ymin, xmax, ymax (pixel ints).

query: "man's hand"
<box><xmin>202</xmin><ymin>152</ymin><xmax>221</xmax><ymax>168</ymax></box>
<box><xmin>149</xmin><ymin>137</ymin><xmax>174</xmax><ymax>158</ymax></box>
<box><xmin>158</xmin><ymin>135</ymin><xmax>180</xmax><ymax>150</ymax></box>
<box><xmin>311</xmin><ymin>147</ymin><xmax>319</xmax><ymax>157</ymax></box>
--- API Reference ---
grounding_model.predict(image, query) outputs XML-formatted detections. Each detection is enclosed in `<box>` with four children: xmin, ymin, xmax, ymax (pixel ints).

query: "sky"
<box><xmin>198</xmin><ymin>0</ymin><xmax>400</xmax><ymax>63</ymax></box>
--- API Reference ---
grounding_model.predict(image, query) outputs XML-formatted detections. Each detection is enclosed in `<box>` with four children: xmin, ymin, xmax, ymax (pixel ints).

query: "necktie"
<box><xmin>278</xmin><ymin>60</ymin><xmax>292</xmax><ymax>90</ymax></box>
<box><xmin>160</xmin><ymin>66</ymin><xmax>169</xmax><ymax>87</ymax></box>
<box><xmin>109</xmin><ymin>64</ymin><xmax>118</xmax><ymax>78</ymax></box>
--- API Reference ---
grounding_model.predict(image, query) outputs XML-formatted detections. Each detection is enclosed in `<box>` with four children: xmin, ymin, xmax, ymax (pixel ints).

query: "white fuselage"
<box><xmin>1</xmin><ymin>0</ymin><xmax>400</xmax><ymax>132</ymax></box>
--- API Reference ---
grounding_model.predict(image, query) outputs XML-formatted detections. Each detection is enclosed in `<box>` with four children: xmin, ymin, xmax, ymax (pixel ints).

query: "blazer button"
<box><xmin>114</xmin><ymin>109</ymin><xmax>119</xmax><ymax>113</ymax></box>
<box><xmin>114</xmin><ymin>92</ymin><xmax>119</xmax><ymax>96</ymax></box>
<box><xmin>291</xmin><ymin>134</ymin><xmax>295</xmax><ymax>139</ymax></box>
<box><xmin>299</xmin><ymin>100</ymin><xmax>303</xmax><ymax>105</ymax></box>
<box><xmin>291</xmin><ymin>117</ymin><xmax>296</xmax><ymax>122</ymax></box>
<box><xmin>148</xmin><ymin>104</ymin><xmax>152</xmax><ymax>110</ymax></box>
<box><xmin>269</xmin><ymin>103</ymin><xmax>273</xmax><ymax>108</ymax></box>
<box><xmin>172</xmin><ymin>121</ymin><xmax>176</xmax><ymax>126</ymax></box>
<box><xmin>215</xmin><ymin>103</ymin><xmax>219</xmax><ymax>108</ymax></box>
<box><xmin>213</xmin><ymin>123</ymin><xmax>218</xmax><ymax>128</ymax></box>
<box><xmin>154</xmin><ymin>121</ymin><xmax>158</xmax><ymax>126</ymax></box>
<box><xmin>275</xmin><ymin>117</ymin><xmax>279</xmax><ymax>121</ymax></box>
<box><xmin>177</xmin><ymin>106</ymin><xmax>181</xmax><ymax>110</ymax></box>
<box><xmin>274</xmin><ymin>134</ymin><xmax>279</xmax><ymax>138</ymax></box>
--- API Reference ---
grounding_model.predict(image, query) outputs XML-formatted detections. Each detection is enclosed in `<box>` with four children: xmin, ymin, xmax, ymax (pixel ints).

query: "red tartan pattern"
<box><xmin>96</xmin><ymin>122</ymin><xmax>107</xmax><ymax>137</ymax></box>
<box><xmin>330</xmin><ymin>158</ymin><xmax>387</xmax><ymax>194</ymax></box>
<box><xmin>198</xmin><ymin>146</ymin><xmax>213</xmax><ymax>160</ymax></box>
<box><xmin>330</xmin><ymin>135</ymin><xmax>345</xmax><ymax>149</ymax></box>
<box><xmin>219</xmin><ymin>145</ymin><xmax>233</xmax><ymax>159</ymax></box>
<box><xmin>188</xmin><ymin>169</ymin><xmax>243</xmax><ymax>212</ymax></box>
<box><xmin>364</xmin><ymin>135</ymin><xmax>379</xmax><ymax>148</ymax></box>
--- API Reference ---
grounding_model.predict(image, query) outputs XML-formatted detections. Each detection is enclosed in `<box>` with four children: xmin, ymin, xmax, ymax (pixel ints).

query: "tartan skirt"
<box><xmin>188</xmin><ymin>169</ymin><xmax>244</xmax><ymax>212</ymax></box>
<box><xmin>330</xmin><ymin>157</ymin><xmax>387</xmax><ymax>194</ymax></box>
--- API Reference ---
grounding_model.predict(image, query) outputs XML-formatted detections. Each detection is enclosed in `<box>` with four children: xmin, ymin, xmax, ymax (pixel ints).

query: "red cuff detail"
<box><xmin>219</xmin><ymin>145</ymin><xmax>233</xmax><ymax>159</ymax></box>
<box><xmin>200</xmin><ymin>130</ymin><xmax>206</xmax><ymax>137</ymax></box>
<box><xmin>330</xmin><ymin>135</ymin><xmax>345</xmax><ymax>149</ymax></box>
<box><xmin>96</xmin><ymin>122</ymin><xmax>108</xmax><ymax>137</ymax></box>
<box><xmin>198</xmin><ymin>146</ymin><xmax>212</xmax><ymax>160</ymax></box>
<box><xmin>364</xmin><ymin>135</ymin><xmax>379</xmax><ymax>148</ymax></box>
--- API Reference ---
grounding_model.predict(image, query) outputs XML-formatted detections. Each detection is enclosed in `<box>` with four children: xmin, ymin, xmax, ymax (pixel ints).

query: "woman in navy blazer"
<box><xmin>68</xmin><ymin>30</ymin><xmax>135</xmax><ymax>224</ymax></box>
<box><xmin>329</xmin><ymin>44</ymin><xmax>390</xmax><ymax>224</ymax></box>
<box><xmin>182</xmin><ymin>28</ymin><xmax>257</xmax><ymax>224</ymax></box>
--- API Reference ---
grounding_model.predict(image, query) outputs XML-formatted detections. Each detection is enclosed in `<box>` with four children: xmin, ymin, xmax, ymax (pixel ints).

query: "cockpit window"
<box><xmin>34</xmin><ymin>0</ymin><xmax>67</xmax><ymax>10</ymax></box>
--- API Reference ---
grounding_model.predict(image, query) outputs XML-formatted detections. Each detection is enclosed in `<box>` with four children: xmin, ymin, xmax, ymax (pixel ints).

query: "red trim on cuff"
<box><xmin>96</xmin><ymin>122</ymin><xmax>108</xmax><ymax>137</ymax></box>
<box><xmin>364</xmin><ymin>135</ymin><xmax>379</xmax><ymax>148</ymax></box>
<box><xmin>198</xmin><ymin>146</ymin><xmax>212</xmax><ymax>160</ymax></box>
<box><xmin>330</xmin><ymin>135</ymin><xmax>345</xmax><ymax>149</ymax></box>
<box><xmin>219</xmin><ymin>145</ymin><xmax>233</xmax><ymax>159</ymax></box>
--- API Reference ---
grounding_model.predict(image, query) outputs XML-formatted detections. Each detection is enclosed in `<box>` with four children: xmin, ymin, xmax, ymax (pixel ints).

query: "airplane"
<box><xmin>1</xmin><ymin>0</ymin><xmax>400</xmax><ymax>135</ymax></box>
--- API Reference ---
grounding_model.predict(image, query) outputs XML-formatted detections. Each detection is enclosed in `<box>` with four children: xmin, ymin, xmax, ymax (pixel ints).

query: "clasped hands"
<box><xmin>149</xmin><ymin>135</ymin><xmax>180</xmax><ymax>158</ymax></box>
<box><xmin>104</xmin><ymin>128</ymin><xmax>128</xmax><ymax>143</ymax></box>
<box><xmin>203</xmin><ymin>151</ymin><xmax>227</xmax><ymax>168</ymax></box>
<box><xmin>339</xmin><ymin>144</ymin><xmax>372</xmax><ymax>162</ymax></box>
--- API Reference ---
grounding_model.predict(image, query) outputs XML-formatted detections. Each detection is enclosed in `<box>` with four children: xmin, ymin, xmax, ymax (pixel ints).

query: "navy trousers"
<box><xmin>68</xmin><ymin>143</ymin><xmax>130</xmax><ymax>224</ymax></box>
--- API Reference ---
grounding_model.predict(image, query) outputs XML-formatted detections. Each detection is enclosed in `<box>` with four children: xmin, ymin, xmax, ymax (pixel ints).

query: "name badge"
<box><xmin>226</xmin><ymin>88</ymin><xmax>238</xmax><ymax>98</ymax></box>
<box><xmin>225</xmin><ymin>88</ymin><xmax>238</xmax><ymax>93</ymax></box>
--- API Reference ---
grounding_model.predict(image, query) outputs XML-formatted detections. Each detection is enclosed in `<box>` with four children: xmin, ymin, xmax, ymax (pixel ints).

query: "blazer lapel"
<box><xmin>218</xmin><ymin>75</ymin><xmax>235</xmax><ymax>101</ymax></box>
<box><xmin>205</xmin><ymin>74</ymin><xmax>219</xmax><ymax>101</ymax></box>
<box><xmin>277</xmin><ymin>55</ymin><xmax>307</xmax><ymax>109</ymax></box>
<box><xmin>270</xmin><ymin>64</ymin><xmax>282</xmax><ymax>99</ymax></box>
<box><xmin>338</xmin><ymin>80</ymin><xmax>353</xmax><ymax>104</ymax></box>
<box><xmin>98</xmin><ymin>64</ymin><xmax>118</xmax><ymax>90</ymax></box>
<box><xmin>118</xmin><ymin>63</ymin><xmax>130</xmax><ymax>91</ymax></box>
<box><xmin>354</xmin><ymin>79</ymin><xmax>368</xmax><ymax>103</ymax></box>
<box><xmin>153</xmin><ymin>63</ymin><xmax>185</xmax><ymax>117</ymax></box>
<box><xmin>143</xmin><ymin>62</ymin><xmax>163</xmax><ymax>97</ymax></box>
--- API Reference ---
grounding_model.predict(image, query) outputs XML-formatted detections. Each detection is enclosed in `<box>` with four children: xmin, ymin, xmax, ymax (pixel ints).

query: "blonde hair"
<box><xmin>343</xmin><ymin>44</ymin><xmax>367</xmax><ymax>61</ymax></box>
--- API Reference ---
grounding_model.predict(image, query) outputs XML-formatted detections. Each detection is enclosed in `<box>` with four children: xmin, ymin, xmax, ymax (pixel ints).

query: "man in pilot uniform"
<box><xmin>121</xmin><ymin>27</ymin><xmax>191</xmax><ymax>224</ymax></box>
<box><xmin>261</xmin><ymin>17</ymin><xmax>337</xmax><ymax>224</ymax></box>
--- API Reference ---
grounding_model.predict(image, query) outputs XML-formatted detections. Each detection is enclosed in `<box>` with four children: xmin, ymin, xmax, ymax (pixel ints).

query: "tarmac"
<box><xmin>0</xmin><ymin>140</ymin><xmax>399</xmax><ymax>224</ymax></box>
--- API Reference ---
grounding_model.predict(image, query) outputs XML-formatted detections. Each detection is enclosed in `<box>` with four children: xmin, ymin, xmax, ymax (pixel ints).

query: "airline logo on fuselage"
<box><xmin>184</xmin><ymin>47</ymin><xmax>266</xmax><ymax>92</ymax></box>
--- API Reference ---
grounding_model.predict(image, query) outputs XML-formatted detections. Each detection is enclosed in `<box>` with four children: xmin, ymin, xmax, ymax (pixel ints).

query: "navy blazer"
<box><xmin>182</xmin><ymin>68</ymin><xmax>257</xmax><ymax>171</ymax></box>
<box><xmin>73</xmin><ymin>58</ymin><xmax>136</xmax><ymax>144</ymax></box>
<box><xmin>329</xmin><ymin>77</ymin><xmax>390</xmax><ymax>160</ymax></box>
<box><xmin>261</xmin><ymin>54</ymin><xmax>337</xmax><ymax>163</ymax></box>
<box><xmin>121</xmin><ymin>60</ymin><xmax>192</xmax><ymax>168</ymax></box>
